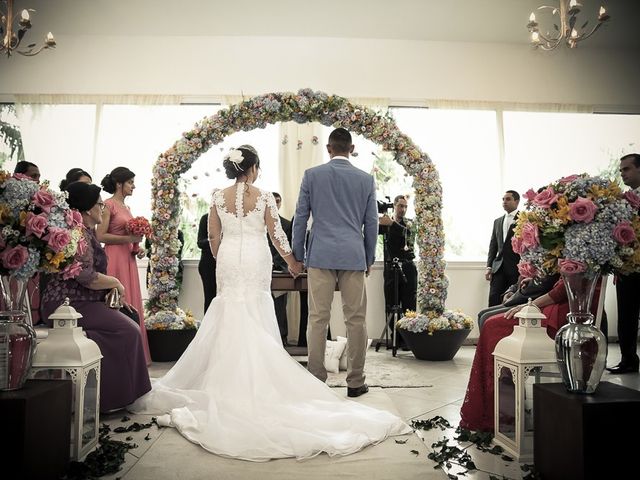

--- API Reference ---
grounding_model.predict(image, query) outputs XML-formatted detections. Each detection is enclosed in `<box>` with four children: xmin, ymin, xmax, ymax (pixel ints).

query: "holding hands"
<box><xmin>288</xmin><ymin>260</ymin><xmax>304</xmax><ymax>278</ymax></box>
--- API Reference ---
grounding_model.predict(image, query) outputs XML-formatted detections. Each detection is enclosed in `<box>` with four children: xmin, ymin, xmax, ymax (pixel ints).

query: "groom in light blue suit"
<box><xmin>292</xmin><ymin>128</ymin><xmax>378</xmax><ymax>398</ymax></box>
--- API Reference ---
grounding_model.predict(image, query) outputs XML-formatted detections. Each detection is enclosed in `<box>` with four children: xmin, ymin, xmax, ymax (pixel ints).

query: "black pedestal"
<box><xmin>0</xmin><ymin>379</ymin><xmax>72</xmax><ymax>480</ymax></box>
<box><xmin>147</xmin><ymin>329</ymin><xmax>197</xmax><ymax>362</ymax></box>
<box><xmin>533</xmin><ymin>381</ymin><xmax>640</xmax><ymax>480</ymax></box>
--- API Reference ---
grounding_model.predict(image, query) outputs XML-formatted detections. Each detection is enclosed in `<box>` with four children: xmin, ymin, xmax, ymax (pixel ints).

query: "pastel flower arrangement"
<box><xmin>513</xmin><ymin>173</ymin><xmax>640</xmax><ymax>279</ymax></box>
<box><xmin>396</xmin><ymin>309</ymin><xmax>473</xmax><ymax>334</ymax></box>
<box><xmin>0</xmin><ymin>171</ymin><xmax>85</xmax><ymax>280</ymax></box>
<box><xmin>148</xmin><ymin>89</ymin><xmax>453</xmax><ymax>328</ymax></box>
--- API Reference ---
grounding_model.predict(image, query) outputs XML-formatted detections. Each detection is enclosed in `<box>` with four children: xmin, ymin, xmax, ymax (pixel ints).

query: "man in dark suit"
<box><xmin>486</xmin><ymin>190</ymin><xmax>521</xmax><ymax>307</ymax></box>
<box><xmin>607</xmin><ymin>153</ymin><xmax>640</xmax><ymax>374</ymax></box>
<box><xmin>197</xmin><ymin>213</ymin><xmax>217</xmax><ymax>312</ymax></box>
<box><xmin>268</xmin><ymin>192</ymin><xmax>292</xmax><ymax>345</ymax></box>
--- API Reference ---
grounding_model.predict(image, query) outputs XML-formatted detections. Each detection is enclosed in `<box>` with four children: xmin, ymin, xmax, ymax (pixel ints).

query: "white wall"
<box><xmin>1</xmin><ymin>36</ymin><xmax>639</xmax><ymax>110</ymax></box>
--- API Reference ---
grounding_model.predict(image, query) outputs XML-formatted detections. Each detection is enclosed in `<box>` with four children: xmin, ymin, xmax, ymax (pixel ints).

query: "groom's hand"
<box><xmin>288</xmin><ymin>261</ymin><xmax>303</xmax><ymax>278</ymax></box>
<box><xmin>365</xmin><ymin>266</ymin><xmax>371</xmax><ymax>277</ymax></box>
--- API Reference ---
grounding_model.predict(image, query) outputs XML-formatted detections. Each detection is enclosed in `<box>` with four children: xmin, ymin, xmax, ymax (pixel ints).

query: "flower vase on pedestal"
<box><xmin>555</xmin><ymin>272</ymin><xmax>607</xmax><ymax>394</ymax></box>
<box><xmin>0</xmin><ymin>275</ymin><xmax>37</xmax><ymax>391</ymax></box>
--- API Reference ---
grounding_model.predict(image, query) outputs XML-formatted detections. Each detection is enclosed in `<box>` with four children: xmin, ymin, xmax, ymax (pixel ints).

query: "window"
<box><xmin>391</xmin><ymin>107</ymin><xmax>501</xmax><ymax>260</ymax></box>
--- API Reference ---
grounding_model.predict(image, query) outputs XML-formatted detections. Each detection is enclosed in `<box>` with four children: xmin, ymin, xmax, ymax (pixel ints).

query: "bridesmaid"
<box><xmin>97</xmin><ymin>167</ymin><xmax>151</xmax><ymax>364</ymax></box>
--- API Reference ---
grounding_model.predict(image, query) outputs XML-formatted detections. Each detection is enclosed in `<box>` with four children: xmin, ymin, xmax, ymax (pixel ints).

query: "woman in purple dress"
<box><xmin>41</xmin><ymin>182</ymin><xmax>151</xmax><ymax>413</ymax></box>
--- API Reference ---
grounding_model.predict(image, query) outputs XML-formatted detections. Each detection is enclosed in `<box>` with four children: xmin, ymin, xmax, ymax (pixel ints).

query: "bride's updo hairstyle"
<box><xmin>100</xmin><ymin>167</ymin><xmax>135</xmax><ymax>194</ymax></box>
<box><xmin>223</xmin><ymin>146</ymin><xmax>260</xmax><ymax>180</ymax></box>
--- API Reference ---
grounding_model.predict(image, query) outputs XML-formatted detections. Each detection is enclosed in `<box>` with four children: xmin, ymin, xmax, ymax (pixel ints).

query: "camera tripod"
<box><xmin>374</xmin><ymin>257</ymin><xmax>406</xmax><ymax>357</ymax></box>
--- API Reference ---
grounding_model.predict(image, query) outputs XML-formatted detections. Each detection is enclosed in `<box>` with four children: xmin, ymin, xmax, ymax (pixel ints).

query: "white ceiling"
<box><xmin>18</xmin><ymin>0</ymin><xmax>640</xmax><ymax>48</ymax></box>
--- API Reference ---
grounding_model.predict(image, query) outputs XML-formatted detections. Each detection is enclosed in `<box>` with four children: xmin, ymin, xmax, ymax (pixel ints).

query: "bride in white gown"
<box><xmin>130</xmin><ymin>146</ymin><xmax>410</xmax><ymax>461</ymax></box>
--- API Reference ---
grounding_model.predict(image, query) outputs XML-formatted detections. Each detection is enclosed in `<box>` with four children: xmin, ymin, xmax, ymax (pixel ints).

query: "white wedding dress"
<box><xmin>130</xmin><ymin>183</ymin><xmax>410</xmax><ymax>461</ymax></box>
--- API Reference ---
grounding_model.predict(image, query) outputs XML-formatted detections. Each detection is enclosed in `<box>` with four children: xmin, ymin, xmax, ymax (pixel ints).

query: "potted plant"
<box><xmin>396</xmin><ymin>309</ymin><xmax>474</xmax><ymax>361</ymax></box>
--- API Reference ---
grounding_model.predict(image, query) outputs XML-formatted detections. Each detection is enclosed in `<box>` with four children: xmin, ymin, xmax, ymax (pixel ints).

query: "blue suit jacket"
<box><xmin>292</xmin><ymin>157</ymin><xmax>378</xmax><ymax>270</ymax></box>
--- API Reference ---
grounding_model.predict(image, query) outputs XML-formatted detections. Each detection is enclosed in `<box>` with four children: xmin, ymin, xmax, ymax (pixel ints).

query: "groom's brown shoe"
<box><xmin>347</xmin><ymin>384</ymin><xmax>369</xmax><ymax>398</ymax></box>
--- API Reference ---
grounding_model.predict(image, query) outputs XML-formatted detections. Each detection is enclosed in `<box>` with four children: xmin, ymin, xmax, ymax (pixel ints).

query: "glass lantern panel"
<box><xmin>82</xmin><ymin>368</ymin><xmax>98</xmax><ymax>448</ymax></box>
<box><xmin>497</xmin><ymin>365</ymin><xmax>516</xmax><ymax>440</ymax></box>
<box><xmin>32</xmin><ymin>369</ymin><xmax>76</xmax><ymax>444</ymax></box>
<box><xmin>524</xmin><ymin>364</ymin><xmax>562</xmax><ymax>432</ymax></box>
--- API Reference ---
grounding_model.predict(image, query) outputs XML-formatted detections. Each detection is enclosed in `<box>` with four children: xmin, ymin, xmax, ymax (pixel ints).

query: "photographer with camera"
<box><xmin>379</xmin><ymin>195</ymin><xmax>417</xmax><ymax>349</ymax></box>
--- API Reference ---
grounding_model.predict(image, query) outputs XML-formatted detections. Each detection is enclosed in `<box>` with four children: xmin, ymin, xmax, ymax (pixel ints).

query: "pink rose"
<box><xmin>76</xmin><ymin>235</ymin><xmax>88</xmax><ymax>256</ymax></box>
<box><xmin>32</xmin><ymin>189</ymin><xmax>56</xmax><ymax>213</ymax></box>
<box><xmin>533</xmin><ymin>187</ymin><xmax>559</xmax><ymax>209</ymax></box>
<box><xmin>524</xmin><ymin>188</ymin><xmax>537</xmax><ymax>202</ymax></box>
<box><xmin>569</xmin><ymin>197</ymin><xmax>597</xmax><ymax>223</ymax></box>
<box><xmin>25</xmin><ymin>212</ymin><xmax>48</xmax><ymax>238</ymax></box>
<box><xmin>613</xmin><ymin>221</ymin><xmax>636</xmax><ymax>245</ymax></box>
<box><xmin>61</xmin><ymin>261</ymin><xmax>83</xmax><ymax>280</ymax></box>
<box><xmin>559</xmin><ymin>174</ymin><xmax>579</xmax><ymax>184</ymax></box>
<box><xmin>558</xmin><ymin>258</ymin><xmax>587</xmax><ymax>275</ymax></box>
<box><xmin>13</xmin><ymin>173</ymin><xmax>33</xmax><ymax>181</ymax></box>
<box><xmin>520</xmin><ymin>222</ymin><xmax>540</xmax><ymax>249</ymax></box>
<box><xmin>44</xmin><ymin>227</ymin><xmax>71</xmax><ymax>253</ymax></box>
<box><xmin>624</xmin><ymin>190</ymin><xmax>640</xmax><ymax>210</ymax></box>
<box><xmin>65</xmin><ymin>209</ymin><xmax>83</xmax><ymax>227</ymax></box>
<box><xmin>511</xmin><ymin>235</ymin><xmax>524</xmax><ymax>255</ymax></box>
<box><xmin>1</xmin><ymin>245</ymin><xmax>29</xmax><ymax>270</ymax></box>
<box><xmin>517</xmin><ymin>261</ymin><xmax>538</xmax><ymax>279</ymax></box>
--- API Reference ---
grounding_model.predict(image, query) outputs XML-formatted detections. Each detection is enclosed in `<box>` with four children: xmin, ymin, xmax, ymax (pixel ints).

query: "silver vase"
<box><xmin>555</xmin><ymin>272</ymin><xmax>607</xmax><ymax>394</ymax></box>
<box><xmin>0</xmin><ymin>275</ymin><xmax>37</xmax><ymax>391</ymax></box>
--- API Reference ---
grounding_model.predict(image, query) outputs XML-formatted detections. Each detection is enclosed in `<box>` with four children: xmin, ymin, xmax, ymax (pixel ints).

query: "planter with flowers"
<box><xmin>0</xmin><ymin>171</ymin><xmax>84</xmax><ymax>389</ymax></box>
<box><xmin>512</xmin><ymin>173</ymin><xmax>640</xmax><ymax>393</ymax></box>
<box><xmin>396</xmin><ymin>309</ymin><xmax>474</xmax><ymax>361</ymax></box>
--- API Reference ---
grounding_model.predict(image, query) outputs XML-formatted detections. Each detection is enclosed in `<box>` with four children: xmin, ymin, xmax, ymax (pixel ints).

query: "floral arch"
<box><xmin>146</xmin><ymin>89</ymin><xmax>448</xmax><ymax>328</ymax></box>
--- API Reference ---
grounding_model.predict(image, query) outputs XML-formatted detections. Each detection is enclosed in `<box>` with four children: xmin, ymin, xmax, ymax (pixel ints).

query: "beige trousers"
<box><xmin>306</xmin><ymin>267</ymin><xmax>368</xmax><ymax>388</ymax></box>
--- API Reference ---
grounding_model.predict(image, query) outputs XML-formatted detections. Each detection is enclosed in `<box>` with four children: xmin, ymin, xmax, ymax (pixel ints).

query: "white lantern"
<box><xmin>492</xmin><ymin>300</ymin><xmax>559</xmax><ymax>462</ymax></box>
<box><xmin>30</xmin><ymin>298</ymin><xmax>102</xmax><ymax>461</ymax></box>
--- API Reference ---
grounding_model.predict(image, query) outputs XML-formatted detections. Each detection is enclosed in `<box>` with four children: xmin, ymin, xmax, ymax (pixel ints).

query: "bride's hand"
<box><xmin>288</xmin><ymin>261</ymin><xmax>303</xmax><ymax>278</ymax></box>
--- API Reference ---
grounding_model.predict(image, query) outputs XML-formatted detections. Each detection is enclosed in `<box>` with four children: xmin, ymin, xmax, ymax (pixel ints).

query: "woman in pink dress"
<box><xmin>97</xmin><ymin>167</ymin><xmax>151</xmax><ymax>364</ymax></box>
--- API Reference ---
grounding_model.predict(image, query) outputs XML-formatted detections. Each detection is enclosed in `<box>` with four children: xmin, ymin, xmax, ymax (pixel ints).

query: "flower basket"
<box><xmin>399</xmin><ymin>328</ymin><xmax>470</xmax><ymax>361</ymax></box>
<box><xmin>396</xmin><ymin>309</ymin><xmax>473</xmax><ymax>361</ymax></box>
<box><xmin>147</xmin><ymin>329</ymin><xmax>196</xmax><ymax>362</ymax></box>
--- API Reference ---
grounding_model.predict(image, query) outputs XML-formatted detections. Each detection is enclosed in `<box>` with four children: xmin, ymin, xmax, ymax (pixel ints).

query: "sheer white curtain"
<box><xmin>277</xmin><ymin>121</ymin><xmax>325</xmax><ymax>219</ymax></box>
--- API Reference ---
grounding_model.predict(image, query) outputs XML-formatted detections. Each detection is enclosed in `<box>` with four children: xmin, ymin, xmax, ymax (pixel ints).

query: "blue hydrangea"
<box><xmin>563</xmin><ymin>222</ymin><xmax>617</xmax><ymax>268</ymax></box>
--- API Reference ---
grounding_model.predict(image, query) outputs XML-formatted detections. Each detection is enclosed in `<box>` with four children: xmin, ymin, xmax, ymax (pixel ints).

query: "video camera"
<box><xmin>377</xmin><ymin>196</ymin><xmax>393</xmax><ymax>214</ymax></box>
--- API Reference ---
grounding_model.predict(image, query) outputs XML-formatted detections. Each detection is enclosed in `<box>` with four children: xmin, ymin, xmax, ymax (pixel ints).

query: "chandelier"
<box><xmin>0</xmin><ymin>0</ymin><xmax>55</xmax><ymax>57</ymax></box>
<box><xmin>526</xmin><ymin>0</ymin><xmax>610</xmax><ymax>50</ymax></box>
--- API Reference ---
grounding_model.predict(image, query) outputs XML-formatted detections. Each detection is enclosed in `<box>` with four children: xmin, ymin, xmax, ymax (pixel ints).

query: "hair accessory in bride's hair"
<box><xmin>224</xmin><ymin>149</ymin><xmax>245</xmax><ymax>172</ymax></box>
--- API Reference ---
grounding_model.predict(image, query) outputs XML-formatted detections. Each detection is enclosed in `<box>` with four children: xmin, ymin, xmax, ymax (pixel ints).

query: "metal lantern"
<box><xmin>30</xmin><ymin>298</ymin><xmax>102</xmax><ymax>460</ymax></box>
<box><xmin>492</xmin><ymin>300</ymin><xmax>559</xmax><ymax>462</ymax></box>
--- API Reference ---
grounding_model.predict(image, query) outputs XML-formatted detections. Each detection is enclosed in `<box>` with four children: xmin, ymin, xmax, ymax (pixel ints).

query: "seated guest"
<box><xmin>41</xmin><ymin>182</ymin><xmax>151</xmax><ymax>413</ymax></box>
<box><xmin>476</xmin><ymin>274</ymin><xmax>559</xmax><ymax>330</ymax></box>
<box><xmin>460</xmin><ymin>277</ymin><xmax>601</xmax><ymax>433</ymax></box>
<box><xmin>59</xmin><ymin>167</ymin><xmax>92</xmax><ymax>191</ymax></box>
<box><xmin>13</xmin><ymin>160</ymin><xmax>40</xmax><ymax>182</ymax></box>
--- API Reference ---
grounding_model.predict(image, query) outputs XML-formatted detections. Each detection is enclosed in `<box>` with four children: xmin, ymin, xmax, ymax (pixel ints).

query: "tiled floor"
<box><xmin>99</xmin><ymin>345</ymin><xmax>639</xmax><ymax>480</ymax></box>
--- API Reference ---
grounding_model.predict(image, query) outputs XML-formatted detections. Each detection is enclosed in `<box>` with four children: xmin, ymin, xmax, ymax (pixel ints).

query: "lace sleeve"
<box><xmin>208</xmin><ymin>191</ymin><xmax>223</xmax><ymax>258</ymax></box>
<box><xmin>264</xmin><ymin>192</ymin><xmax>292</xmax><ymax>258</ymax></box>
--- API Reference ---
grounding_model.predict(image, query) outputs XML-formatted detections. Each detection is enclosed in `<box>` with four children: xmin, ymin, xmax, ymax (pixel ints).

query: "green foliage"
<box><xmin>408</xmin><ymin>417</ymin><xmax>535</xmax><ymax>480</ymax></box>
<box><xmin>62</xmin><ymin>418</ymin><xmax>157</xmax><ymax>480</ymax></box>
<box><xmin>0</xmin><ymin>104</ymin><xmax>24</xmax><ymax>168</ymax></box>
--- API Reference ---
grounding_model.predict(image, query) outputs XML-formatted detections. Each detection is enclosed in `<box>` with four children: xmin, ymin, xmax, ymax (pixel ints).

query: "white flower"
<box><xmin>225</xmin><ymin>149</ymin><xmax>244</xmax><ymax>164</ymax></box>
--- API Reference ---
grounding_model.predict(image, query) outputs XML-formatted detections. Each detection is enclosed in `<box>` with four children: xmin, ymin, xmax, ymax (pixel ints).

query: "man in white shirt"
<box><xmin>485</xmin><ymin>190</ymin><xmax>520</xmax><ymax>306</ymax></box>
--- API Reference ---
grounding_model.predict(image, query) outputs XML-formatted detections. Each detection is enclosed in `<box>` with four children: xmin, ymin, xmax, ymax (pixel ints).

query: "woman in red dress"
<box><xmin>97</xmin><ymin>167</ymin><xmax>151</xmax><ymax>364</ymax></box>
<box><xmin>460</xmin><ymin>278</ymin><xmax>601</xmax><ymax>432</ymax></box>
